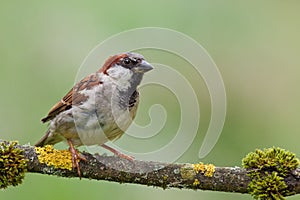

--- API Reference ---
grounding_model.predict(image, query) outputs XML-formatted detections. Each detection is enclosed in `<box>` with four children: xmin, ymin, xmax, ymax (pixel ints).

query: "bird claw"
<box><xmin>115</xmin><ymin>152</ymin><xmax>134</xmax><ymax>161</ymax></box>
<box><xmin>101</xmin><ymin>144</ymin><xmax>134</xmax><ymax>161</ymax></box>
<box><xmin>68</xmin><ymin>140</ymin><xmax>86</xmax><ymax>178</ymax></box>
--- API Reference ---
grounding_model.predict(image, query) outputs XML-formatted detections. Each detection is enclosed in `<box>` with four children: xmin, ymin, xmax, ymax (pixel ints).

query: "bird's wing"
<box><xmin>41</xmin><ymin>73</ymin><xmax>102</xmax><ymax>123</ymax></box>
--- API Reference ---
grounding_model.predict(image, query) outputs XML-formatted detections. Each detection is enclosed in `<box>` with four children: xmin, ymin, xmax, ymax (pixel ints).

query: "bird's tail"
<box><xmin>34</xmin><ymin>130</ymin><xmax>62</xmax><ymax>147</ymax></box>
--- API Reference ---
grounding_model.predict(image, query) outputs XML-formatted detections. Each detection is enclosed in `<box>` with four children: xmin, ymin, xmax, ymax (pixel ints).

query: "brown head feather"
<box><xmin>98</xmin><ymin>53</ymin><xmax>127</xmax><ymax>74</ymax></box>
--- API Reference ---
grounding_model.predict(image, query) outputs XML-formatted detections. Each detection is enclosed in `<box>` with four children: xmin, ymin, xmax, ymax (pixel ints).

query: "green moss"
<box><xmin>242</xmin><ymin>147</ymin><xmax>299</xmax><ymax>176</ymax></box>
<box><xmin>0</xmin><ymin>141</ymin><xmax>28</xmax><ymax>189</ymax></box>
<box><xmin>249</xmin><ymin>172</ymin><xmax>287</xmax><ymax>200</ymax></box>
<box><xmin>242</xmin><ymin>147</ymin><xmax>300</xmax><ymax>200</ymax></box>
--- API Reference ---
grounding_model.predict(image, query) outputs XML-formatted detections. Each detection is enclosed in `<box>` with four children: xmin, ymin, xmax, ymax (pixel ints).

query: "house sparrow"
<box><xmin>35</xmin><ymin>52</ymin><xmax>153</xmax><ymax>176</ymax></box>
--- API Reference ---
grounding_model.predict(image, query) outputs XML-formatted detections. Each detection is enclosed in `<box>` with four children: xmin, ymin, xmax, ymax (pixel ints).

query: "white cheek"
<box><xmin>107</xmin><ymin>65</ymin><xmax>133</xmax><ymax>90</ymax></box>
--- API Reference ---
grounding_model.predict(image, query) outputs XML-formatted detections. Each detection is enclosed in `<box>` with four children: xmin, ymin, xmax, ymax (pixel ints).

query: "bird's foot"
<box><xmin>67</xmin><ymin>140</ymin><xmax>87</xmax><ymax>178</ymax></box>
<box><xmin>101</xmin><ymin>144</ymin><xmax>134</xmax><ymax>161</ymax></box>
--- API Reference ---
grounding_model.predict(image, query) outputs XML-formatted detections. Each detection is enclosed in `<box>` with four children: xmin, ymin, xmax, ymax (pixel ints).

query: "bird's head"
<box><xmin>99</xmin><ymin>52</ymin><xmax>153</xmax><ymax>90</ymax></box>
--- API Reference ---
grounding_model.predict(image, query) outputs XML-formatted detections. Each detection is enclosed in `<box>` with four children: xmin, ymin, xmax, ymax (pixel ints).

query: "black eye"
<box><xmin>123</xmin><ymin>58</ymin><xmax>131</xmax><ymax>65</ymax></box>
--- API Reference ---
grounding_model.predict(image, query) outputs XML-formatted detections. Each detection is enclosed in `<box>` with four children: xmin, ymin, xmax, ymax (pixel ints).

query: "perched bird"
<box><xmin>35</xmin><ymin>52</ymin><xmax>153</xmax><ymax>176</ymax></box>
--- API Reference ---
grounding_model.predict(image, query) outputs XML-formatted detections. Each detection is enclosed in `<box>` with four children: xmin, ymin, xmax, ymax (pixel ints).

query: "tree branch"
<box><xmin>1</xmin><ymin>140</ymin><xmax>300</xmax><ymax>199</ymax></box>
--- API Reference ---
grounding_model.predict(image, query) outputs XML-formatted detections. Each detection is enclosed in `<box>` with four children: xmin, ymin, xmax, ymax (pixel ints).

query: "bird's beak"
<box><xmin>134</xmin><ymin>60</ymin><xmax>153</xmax><ymax>73</ymax></box>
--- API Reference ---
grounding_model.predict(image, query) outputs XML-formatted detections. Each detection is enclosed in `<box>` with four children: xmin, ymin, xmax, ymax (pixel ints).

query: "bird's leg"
<box><xmin>67</xmin><ymin>139</ymin><xmax>86</xmax><ymax>178</ymax></box>
<box><xmin>101</xmin><ymin>144</ymin><xmax>134</xmax><ymax>161</ymax></box>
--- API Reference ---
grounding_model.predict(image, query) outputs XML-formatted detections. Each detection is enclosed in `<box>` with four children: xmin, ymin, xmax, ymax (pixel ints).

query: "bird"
<box><xmin>35</xmin><ymin>52</ymin><xmax>153</xmax><ymax>176</ymax></box>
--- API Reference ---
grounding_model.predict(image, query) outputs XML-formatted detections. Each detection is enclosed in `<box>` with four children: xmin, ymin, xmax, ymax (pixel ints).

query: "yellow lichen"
<box><xmin>193</xmin><ymin>162</ymin><xmax>215</xmax><ymax>177</ymax></box>
<box><xmin>193</xmin><ymin>162</ymin><xmax>206</xmax><ymax>173</ymax></box>
<box><xmin>205</xmin><ymin>164</ymin><xmax>215</xmax><ymax>177</ymax></box>
<box><xmin>193</xmin><ymin>178</ymin><xmax>200</xmax><ymax>187</ymax></box>
<box><xmin>180</xmin><ymin>164</ymin><xmax>196</xmax><ymax>179</ymax></box>
<box><xmin>35</xmin><ymin>145</ymin><xmax>72</xmax><ymax>170</ymax></box>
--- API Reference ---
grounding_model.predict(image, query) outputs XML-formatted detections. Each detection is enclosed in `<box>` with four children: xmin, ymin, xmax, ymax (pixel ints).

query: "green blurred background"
<box><xmin>1</xmin><ymin>1</ymin><xmax>300</xmax><ymax>200</ymax></box>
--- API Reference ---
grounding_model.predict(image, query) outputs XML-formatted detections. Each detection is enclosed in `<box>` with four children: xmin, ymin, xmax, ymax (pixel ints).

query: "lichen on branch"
<box><xmin>35</xmin><ymin>145</ymin><xmax>72</xmax><ymax>170</ymax></box>
<box><xmin>0</xmin><ymin>141</ymin><xmax>27</xmax><ymax>189</ymax></box>
<box><xmin>0</xmin><ymin>139</ymin><xmax>300</xmax><ymax>200</ymax></box>
<box><xmin>242</xmin><ymin>147</ymin><xmax>300</xmax><ymax>200</ymax></box>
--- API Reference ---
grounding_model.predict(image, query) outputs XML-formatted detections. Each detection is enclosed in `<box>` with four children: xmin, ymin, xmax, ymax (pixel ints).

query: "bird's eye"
<box><xmin>123</xmin><ymin>58</ymin><xmax>131</xmax><ymax>65</ymax></box>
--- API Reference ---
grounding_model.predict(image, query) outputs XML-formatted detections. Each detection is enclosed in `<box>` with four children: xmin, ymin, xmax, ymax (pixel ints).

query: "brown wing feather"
<box><xmin>41</xmin><ymin>53</ymin><xmax>129</xmax><ymax>123</ymax></box>
<box><xmin>41</xmin><ymin>73</ymin><xmax>103</xmax><ymax>123</ymax></box>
